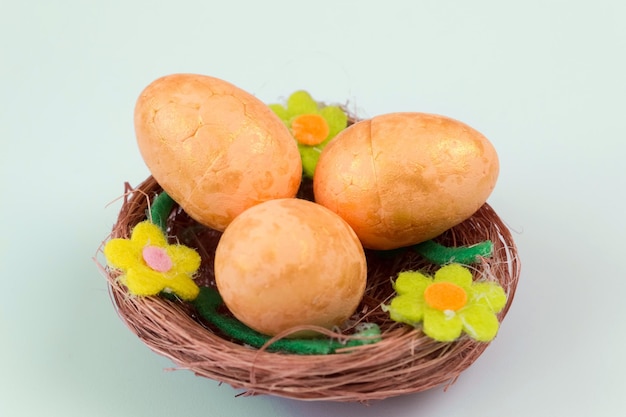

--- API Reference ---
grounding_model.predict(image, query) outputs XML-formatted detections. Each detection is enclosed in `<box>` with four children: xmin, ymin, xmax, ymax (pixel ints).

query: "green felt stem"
<box><xmin>192</xmin><ymin>286</ymin><xmax>381</xmax><ymax>355</ymax></box>
<box><xmin>149</xmin><ymin>191</ymin><xmax>175</xmax><ymax>232</ymax></box>
<box><xmin>413</xmin><ymin>239</ymin><xmax>493</xmax><ymax>265</ymax></box>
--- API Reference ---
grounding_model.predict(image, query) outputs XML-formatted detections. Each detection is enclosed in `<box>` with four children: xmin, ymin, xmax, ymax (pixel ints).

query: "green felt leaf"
<box><xmin>413</xmin><ymin>240</ymin><xmax>493</xmax><ymax>265</ymax></box>
<box><xmin>149</xmin><ymin>191</ymin><xmax>175</xmax><ymax>232</ymax></box>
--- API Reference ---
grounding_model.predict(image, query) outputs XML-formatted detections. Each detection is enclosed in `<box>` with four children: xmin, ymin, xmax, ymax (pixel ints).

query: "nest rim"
<box><xmin>101</xmin><ymin>175</ymin><xmax>521</xmax><ymax>402</ymax></box>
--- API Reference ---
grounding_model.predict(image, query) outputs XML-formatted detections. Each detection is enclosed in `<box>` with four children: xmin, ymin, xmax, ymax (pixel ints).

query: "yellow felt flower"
<box><xmin>385</xmin><ymin>264</ymin><xmax>507</xmax><ymax>342</ymax></box>
<box><xmin>269</xmin><ymin>91</ymin><xmax>348</xmax><ymax>178</ymax></box>
<box><xmin>103</xmin><ymin>221</ymin><xmax>201</xmax><ymax>301</ymax></box>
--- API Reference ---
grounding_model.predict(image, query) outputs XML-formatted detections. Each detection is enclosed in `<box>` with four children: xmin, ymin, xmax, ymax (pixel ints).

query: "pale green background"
<box><xmin>2</xmin><ymin>0</ymin><xmax>624</xmax><ymax>416</ymax></box>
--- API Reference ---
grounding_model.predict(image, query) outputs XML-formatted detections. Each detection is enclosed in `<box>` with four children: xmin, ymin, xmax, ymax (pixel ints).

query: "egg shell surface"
<box><xmin>313</xmin><ymin>112</ymin><xmax>499</xmax><ymax>250</ymax></box>
<box><xmin>214</xmin><ymin>198</ymin><xmax>367</xmax><ymax>337</ymax></box>
<box><xmin>134</xmin><ymin>73</ymin><xmax>302</xmax><ymax>231</ymax></box>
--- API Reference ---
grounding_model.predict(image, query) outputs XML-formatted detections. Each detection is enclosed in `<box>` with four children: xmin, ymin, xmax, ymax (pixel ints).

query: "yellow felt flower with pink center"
<box><xmin>103</xmin><ymin>221</ymin><xmax>201</xmax><ymax>301</ymax></box>
<box><xmin>385</xmin><ymin>264</ymin><xmax>507</xmax><ymax>342</ymax></box>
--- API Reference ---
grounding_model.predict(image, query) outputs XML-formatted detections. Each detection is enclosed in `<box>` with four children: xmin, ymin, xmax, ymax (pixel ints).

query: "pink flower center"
<box><xmin>142</xmin><ymin>245</ymin><xmax>173</xmax><ymax>272</ymax></box>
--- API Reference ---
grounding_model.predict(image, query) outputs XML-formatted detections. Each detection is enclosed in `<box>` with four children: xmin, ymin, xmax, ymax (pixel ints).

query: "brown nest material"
<box><xmin>101</xmin><ymin>175</ymin><xmax>520</xmax><ymax>402</ymax></box>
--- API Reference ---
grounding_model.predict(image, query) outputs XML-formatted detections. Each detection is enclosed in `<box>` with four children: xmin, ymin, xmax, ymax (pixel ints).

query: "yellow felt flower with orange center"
<box><xmin>385</xmin><ymin>264</ymin><xmax>507</xmax><ymax>342</ymax></box>
<box><xmin>269</xmin><ymin>91</ymin><xmax>348</xmax><ymax>178</ymax></box>
<box><xmin>103</xmin><ymin>221</ymin><xmax>201</xmax><ymax>301</ymax></box>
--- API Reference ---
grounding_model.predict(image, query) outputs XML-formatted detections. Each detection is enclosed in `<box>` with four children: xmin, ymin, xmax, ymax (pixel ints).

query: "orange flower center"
<box><xmin>424</xmin><ymin>282</ymin><xmax>468</xmax><ymax>311</ymax></box>
<box><xmin>142</xmin><ymin>245</ymin><xmax>173</xmax><ymax>272</ymax></box>
<box><xmin>291</xmin><ymin>114</ymin><xmax>329</xmax><ymax>145</ymax></box>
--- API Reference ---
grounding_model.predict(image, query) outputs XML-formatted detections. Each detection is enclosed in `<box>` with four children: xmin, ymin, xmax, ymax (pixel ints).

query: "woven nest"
<box><xmin>102</xmin><ymin>175</ymin><xmax>520</xmax><ymax>402</ymax></box>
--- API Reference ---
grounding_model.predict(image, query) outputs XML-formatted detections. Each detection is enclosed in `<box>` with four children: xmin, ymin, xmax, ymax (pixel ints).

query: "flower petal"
<box><xmin>131</xmin><ymin>221</ymin><xmax>168</xmax><ymax>247</ymax></box>
<box><xmin>423</xmin><ymin>307</ymin><xmax>463</xmax><ymax>342</ymax></box>
<box><xmin>104</xmin><ymin>238</ymin><xmax>140</xmax><ymax>270</ymax></box>
<box><xmin>387</xmin><ymin>293</ymin><xmax>425</xmax><ymax>324</ymax></box>
<box><xmin>167</xmin><ymin>245</ymin><xmax>201</xmax><ymax>274</ymax></box>
<box><xmin>469</xmin><ymin>281</ymin><xmax>507</xmax><ymax>313</ymax></box>
<box><xmin>287</xmin><ymin>91</ymin><xmax>318</xmax><ymax>116</ymax></box>
<box><xmin>268</xmin><ymin>103</ymin><xmax>289</xmax><ymax>122</ymax></box>
<box><xmin>394</xmin><ymin>271</ymin><xmax>431</xmax><ymax>295</ymax></box>
<box><xmin>164</xmin><ymin>274</ymin><xmax>200</xmax><ymax>301</ymax></box>
<box><xmin>433</xmin><ymin>263</ymin><xmax>473</xmax><ymax>289</ymax></box>
<box><xmin>319</xmin><ymin>105</ymin><xmax>348</xmax><ymax>140</ymax></box>
<box><xmin>459</xmin><ymin>304</ymin><xmax>500</xmax><ymax>342</ymax></box>
<box><xmin>124</xmin><ymin>267</ymin><xmax>167</xmax><ymax>296</ymax></box>
<box><xmin>298</xmin><ymin>144</ymin><xmax>322</xmax><ymax>178</ymax></box>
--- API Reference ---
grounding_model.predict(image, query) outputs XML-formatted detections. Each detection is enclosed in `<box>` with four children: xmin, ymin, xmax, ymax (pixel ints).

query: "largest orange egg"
<box><xmin>134</xmin><ymin>74</ymin><xmax>302</xmax><ymax>231</ymax></box>
<box><xmin>314</xmin><ymin>113</ymin><xmax>499</xmax><ymax>250</ymax></box>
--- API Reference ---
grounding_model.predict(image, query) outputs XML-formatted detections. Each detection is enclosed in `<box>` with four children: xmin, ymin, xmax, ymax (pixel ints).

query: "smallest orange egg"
<box><xmin>214</xmin><ymin>198</ymin><xmax>367</xmax><ymax>337</ymax></box>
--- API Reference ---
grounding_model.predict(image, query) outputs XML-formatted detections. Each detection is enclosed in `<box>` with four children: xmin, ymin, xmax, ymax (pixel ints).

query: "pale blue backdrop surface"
<box><xmin>1</xmin><ymin>1</ymin><xmax>624</xmax><ymax>416</ymax></box>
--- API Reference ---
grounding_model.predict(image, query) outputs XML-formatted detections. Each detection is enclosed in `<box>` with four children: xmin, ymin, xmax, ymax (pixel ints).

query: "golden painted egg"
<box><xmin>214</xmin><ymin>198</ymin><xmax>367</xmax><ymax>337</ymax></box>
<box><xmin>313</xmin><ymin>112</ymin><xmax>499</xmax><ymax>250</ymax></box>
<box><xmin>134</xmin><ymin>73</ymin><xmax>302</xmax><ymax>231</ymax></box>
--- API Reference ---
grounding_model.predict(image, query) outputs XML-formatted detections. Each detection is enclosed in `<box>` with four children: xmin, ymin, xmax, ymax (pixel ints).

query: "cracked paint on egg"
<box><xmin>214</xmin><ymin>198</ymin><xmax>367</xmax><ymax>338</ymax></box>
<box><xmin>314</xmin><ymin>112</ymin><xmax>499</xmax><ymax>250</ymax></box>
<box><xmin>134</xmin><ymin>74</ymin><xmax>302</xmax><ymax>231</ymax></box>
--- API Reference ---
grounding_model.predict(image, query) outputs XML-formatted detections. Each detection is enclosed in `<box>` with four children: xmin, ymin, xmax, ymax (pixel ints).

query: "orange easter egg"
<box><xmin>134</xmin><ymin>74</ymin><xmax>302</xmax><ymax>231</ymax></box>
<box><xmin>314</xmin><ymin>113</ymin><xmax>499</xmax><ymax>250</ymax></box>
<box><xmin>214</xmin><ymin>198</ymin><xmax>367</xmax><ymax>337</ymax></box>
